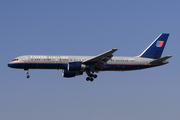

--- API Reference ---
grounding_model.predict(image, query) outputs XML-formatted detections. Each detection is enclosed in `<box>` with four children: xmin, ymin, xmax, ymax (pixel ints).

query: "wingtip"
<box><xmin>166</xmin><ymin>55</ymin><xmax>172</xmax><ymax>58</ymax></box>
<box><xmin>112</xmin><ymin>48</ymin><xmax>118</xmax><ymax>51</ymax></box>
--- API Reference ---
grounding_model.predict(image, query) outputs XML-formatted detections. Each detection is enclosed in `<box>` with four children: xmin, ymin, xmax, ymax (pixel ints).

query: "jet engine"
<box><xmin>62</xmin><ymin>70</ymin><xmax>83</xmax><ymax>78</ymax></box>
<box><xmin>67</xmin><ymin>62</ymin><xmax>86</xmax><ymax>71</ymax></box>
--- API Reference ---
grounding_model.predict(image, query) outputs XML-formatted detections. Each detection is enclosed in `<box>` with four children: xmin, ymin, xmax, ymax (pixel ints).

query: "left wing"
<box><xmin>83</xmin><ymin>49</ymin><xmax>118</xmax><ymax>69</ymax></box>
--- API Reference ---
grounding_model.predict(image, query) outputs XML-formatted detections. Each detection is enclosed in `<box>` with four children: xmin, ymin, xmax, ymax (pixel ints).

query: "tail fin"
<box><xmin>139</xmin><ymin>33</ymin><xmax>169</xmax><ymax>59</ymax></box>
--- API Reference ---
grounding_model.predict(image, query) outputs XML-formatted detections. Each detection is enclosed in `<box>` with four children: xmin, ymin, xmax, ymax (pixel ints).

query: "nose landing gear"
<box><xmin>25</xmin><ymin>69</ymin><xmax>30</xmax><ymax>78</ymax></box>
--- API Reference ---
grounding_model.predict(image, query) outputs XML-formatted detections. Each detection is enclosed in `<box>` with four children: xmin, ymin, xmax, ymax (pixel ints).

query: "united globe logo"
<box><xmin>156</xmin><ymin>41</ymin><xmax>164</xmax><ymax>47</ymax></box>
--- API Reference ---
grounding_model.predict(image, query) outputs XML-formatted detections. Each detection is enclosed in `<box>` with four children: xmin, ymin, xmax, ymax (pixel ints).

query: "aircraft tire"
<box><xmin>27</xmin><ymin>75</ymin><xmax>30</xmax><ymax>78</ymax></box>
<box><xmin>90</xmin><ymin>78</ymin><xmax>94</xmax><ymax>82</ymax></box>
<box><xmin>86</xmin><ymin>77</ymin><xmax>90</xmax><ymax>81</ymax></box>
<box><xmin>93</xmin><ymin>74</ymin><xmax>97</xmax><ymax>78</ymax></box>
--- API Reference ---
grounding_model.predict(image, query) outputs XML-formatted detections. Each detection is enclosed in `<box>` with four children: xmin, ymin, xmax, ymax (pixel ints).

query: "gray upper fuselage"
<box><xmin>11</xmin><ymin>55</ymin><xmax>153</xmax><ymax>64</ymax></box>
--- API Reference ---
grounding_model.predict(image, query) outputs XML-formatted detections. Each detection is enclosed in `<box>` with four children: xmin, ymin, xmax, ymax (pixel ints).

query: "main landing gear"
<box><xmin>86</xmin><ymin>71</ymin><xmax>97</xmax><ymax>82</ymax></box>
<box><xmin>25</xmin><ymin>69</ymin><xmax>30</xmax><ymax>78</ymax></box>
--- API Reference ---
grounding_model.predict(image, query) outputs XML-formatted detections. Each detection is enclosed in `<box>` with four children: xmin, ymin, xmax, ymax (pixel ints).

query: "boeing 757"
<box><xmin>8</xmin><ymin>33</ymin><xmax>172</xmax><ymax>82</ymax></box>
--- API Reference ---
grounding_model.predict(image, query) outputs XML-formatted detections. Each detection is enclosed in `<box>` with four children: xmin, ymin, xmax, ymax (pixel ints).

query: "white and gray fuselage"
<box><xmin>8</xmin><ymin>55</ymin><xmax>166</xmax><ymax>71</ymax></box>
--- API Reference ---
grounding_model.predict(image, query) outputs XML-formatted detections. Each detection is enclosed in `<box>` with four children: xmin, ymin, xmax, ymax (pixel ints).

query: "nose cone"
<box><xmin>8</xmin><ymin>62</ymin><xmax>13</xmax><ymax>68</ymax></box>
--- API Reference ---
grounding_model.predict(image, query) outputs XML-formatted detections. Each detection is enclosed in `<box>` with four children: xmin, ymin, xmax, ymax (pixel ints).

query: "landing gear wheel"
<box><xmin>27</xmin><ymin>75</ymin><xmax>30</xmax><ymax>78</ymax></box>
<box><xmin>86</xmin><ymin>70</ymin><xmax>97</xmax><ymax>82</ymax></box>
<box><xmin>25</xmin><ymin>69</ymin><xmax>30</xmax><ymax>79</ymax></box>
<box><xmin>90</xmin><ymin>78</ymin><xmax>94</xmax><ymax>82</ymax></box>
<box><xmin>93</xmin><ymin>74</ymin><xmax>97</xmax><ymax>78</ymax></box>
<box><xmin>86</xmin><ymin>77</ymin><xmax>90</xmax><ymax>81</ymax></box>
<box><xmin>86</xmin><ymin>77</ymin><xmax>94</xmax><ymax>82</ymax></box>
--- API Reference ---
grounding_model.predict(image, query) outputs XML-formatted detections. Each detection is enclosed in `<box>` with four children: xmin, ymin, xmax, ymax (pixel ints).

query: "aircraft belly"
<box><xmin>9</xmin><ymin>62</ymin><xmax>68</xmax><ymax>69</ymax></box>
<box><xmin>26</xmin><ymin>63</ymin><xmax>67</xmax><ymax>69</ymax></box>
<box><xmin>101</xmin><ymin>64</ymin><xmax>155</xmax><ymax>71</ymax></box>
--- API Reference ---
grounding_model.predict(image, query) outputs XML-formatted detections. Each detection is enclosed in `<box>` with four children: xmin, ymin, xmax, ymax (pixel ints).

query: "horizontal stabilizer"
<box><xmin>150</xmin><ymin>56</ymin><xmax>172</xmax><ymax>64</ymax></box>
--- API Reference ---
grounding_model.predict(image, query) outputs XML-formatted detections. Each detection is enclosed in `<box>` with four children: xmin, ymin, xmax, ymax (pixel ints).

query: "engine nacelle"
<box><xmin>62</xmin><ymin>70</ymin><xmax>83</xmax><ymax>78</ymax></box>
<box><xmin>67</xmin><ymin>62</ymin><xmax>86</xmax><ymax>71</ymax></box>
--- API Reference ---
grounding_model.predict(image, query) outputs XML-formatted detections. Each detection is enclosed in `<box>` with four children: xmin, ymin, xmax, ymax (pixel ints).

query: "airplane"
<box><xmin>8</xmin><ymin>33</ymin><xmax>172</xmax><ymax>82</ymax></box>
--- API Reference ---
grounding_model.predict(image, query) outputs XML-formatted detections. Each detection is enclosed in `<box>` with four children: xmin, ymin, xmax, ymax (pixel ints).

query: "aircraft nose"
<box><xmin>8</xmin><ymin>63</ymin><xmax>13</xmax><ymax>68</ymax></box>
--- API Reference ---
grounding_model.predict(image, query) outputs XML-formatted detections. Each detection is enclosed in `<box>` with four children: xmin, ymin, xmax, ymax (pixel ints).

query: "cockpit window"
<box><xmin>12</xmin><ymin>59</ymin><xmax>18</xmax><ymax>61</ymax></box>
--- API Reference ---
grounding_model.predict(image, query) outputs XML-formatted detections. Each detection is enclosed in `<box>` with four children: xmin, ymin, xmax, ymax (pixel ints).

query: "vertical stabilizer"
<box><xmin>139</xmin><ymin>33</ymin><xmax>169</xmax><ymax>59</ymax></box>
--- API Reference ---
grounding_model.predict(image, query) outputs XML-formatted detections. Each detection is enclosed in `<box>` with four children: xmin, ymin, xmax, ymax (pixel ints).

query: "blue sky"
<box><xmin>0</xmin><ymin>0</ymin><xmax>180</xmax><ymax>120</ymax></box>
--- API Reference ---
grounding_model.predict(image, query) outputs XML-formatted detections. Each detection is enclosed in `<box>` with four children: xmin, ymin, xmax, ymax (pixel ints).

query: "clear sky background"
<box><xmin>0</xmin><ymin>0</ymin><xmax>180</xmax><ymax>120</ymax></box>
